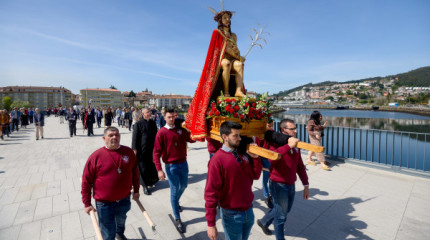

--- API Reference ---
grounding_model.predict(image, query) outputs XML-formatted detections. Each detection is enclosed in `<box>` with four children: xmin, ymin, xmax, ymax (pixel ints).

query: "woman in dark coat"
<box><xmin>131</xmin><ymin>108</ymin><xmax>159</xmax><ymax>195</ymax></box>
<box><xmin>104</xmin><ymin>108</ymin><xmax>113</xmax><ymax>127</ymax></box>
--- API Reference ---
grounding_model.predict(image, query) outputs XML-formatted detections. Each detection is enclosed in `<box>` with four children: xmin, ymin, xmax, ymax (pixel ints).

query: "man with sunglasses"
<box><xmin>256</xmin><ymin>119</ymin><xmax>309</xmax><ymax>240</ymax></box>
<box><xmin>205</xmin><ymin>121</ymin><xmax>262</xmax><ymax>240</ymax></box>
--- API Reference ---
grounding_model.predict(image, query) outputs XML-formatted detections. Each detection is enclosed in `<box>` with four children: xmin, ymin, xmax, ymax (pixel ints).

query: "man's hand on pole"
<box><xmin>85</xmin><ymin>205</ymin><xmax>96</xmax><ymax>215</ymax></box>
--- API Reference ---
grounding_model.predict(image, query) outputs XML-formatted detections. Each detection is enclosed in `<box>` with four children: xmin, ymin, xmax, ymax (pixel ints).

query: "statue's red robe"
<box><xmin>184</xmin><ymin>29</ymin><xmax>227</xmax><ymax>141</ymax></box>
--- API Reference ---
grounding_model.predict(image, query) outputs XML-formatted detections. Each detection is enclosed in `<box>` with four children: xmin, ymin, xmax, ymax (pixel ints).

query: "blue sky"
<box><xmin>1</xmin><ymin>0</ymin><xmax>429</xmax><ymax>96</ymax></box>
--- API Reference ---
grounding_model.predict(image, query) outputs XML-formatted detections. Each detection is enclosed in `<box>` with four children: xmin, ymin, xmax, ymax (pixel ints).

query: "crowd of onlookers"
<box><xmin>0</xmin><ymin>105</ymin><xmax>170</xmax><ymax>140</ymax></box>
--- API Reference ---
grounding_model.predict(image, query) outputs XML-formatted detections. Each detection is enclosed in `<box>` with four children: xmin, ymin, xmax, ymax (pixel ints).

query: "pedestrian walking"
<box><xmin>256</xmin><ymin>119</ymin><xmax>310</xmax><ymax>239</ymax></box>
<box><xmin>306</xmin><ymin>111</ymin><xmax>330</xmax><ymax>170</ymax></box>
<box><xmin>205</xmin><ymin>121</ymin><xmax>262</xmax><ymax>240</ymax></box>
<box><xmin>132</xmin><ymin>108</ymin><xmax>159</xmax><ymax>195</ymax></box>
<box><xmin>153</xmin><ymin>108</ymin><xmax>195</xmax><ymax>233</ymax></box>
<box><xmin>81</xmin><ymin>126</ymin><xmax>140</xmax><ymax>240</ymax></box>
<box><xmin>34</xmin><ymin>108</ymin><xmax>44</xmax><ymax>140</ymax></box>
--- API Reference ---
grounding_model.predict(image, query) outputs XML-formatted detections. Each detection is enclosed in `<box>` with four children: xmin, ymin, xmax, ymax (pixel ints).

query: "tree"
<box><xmin>324</xmin><ymin>96</ymin><xmax>334</xmax><ymax>101</ymax></box>
<box><xmin>109</xmin><ymin>85</ymin><xmax>117</xmax><ymax>89</ymax></box>
<box><xmin>358</xmin><ymin>93</ymin><xmax>368</xmax><ymax>100</ymax></box>
<box><xmin>2</xmin><ymin>96</ymin><xmax>12</xmax><ymax>111</ymax></box>
<box><xmin>346</xmin><ymin>90</ymin><xmax>353</xmax><ymax>95</ymax></box>
<box><xmin>10</xmin><ymin>100</ymin><xmax>30</xmax><ymax>109</ymax></box>
<box><xmin>128</xmin><ymin>90</ymin><xmax>136</xmax><ymax>97</ymax></box>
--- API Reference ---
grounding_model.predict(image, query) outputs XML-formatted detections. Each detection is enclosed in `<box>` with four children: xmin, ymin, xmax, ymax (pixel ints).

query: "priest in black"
<box><xmin>132</xmin><ymin>107</ymin><xmax>159</xmax><ymax>195</ymax></box>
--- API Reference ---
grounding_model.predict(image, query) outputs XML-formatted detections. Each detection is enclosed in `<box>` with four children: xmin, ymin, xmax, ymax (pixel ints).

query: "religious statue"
<box><xmin>214</xmin><ymin>11</ymin><xmax>246</xmax><ymax>97</ymax></box>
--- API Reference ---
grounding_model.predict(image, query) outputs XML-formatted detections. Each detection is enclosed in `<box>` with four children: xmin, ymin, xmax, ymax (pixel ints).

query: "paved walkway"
<box><xmin>0</xmin><ymin>116</ymin><xmax>429</xmax><ymax>240</ymax></box>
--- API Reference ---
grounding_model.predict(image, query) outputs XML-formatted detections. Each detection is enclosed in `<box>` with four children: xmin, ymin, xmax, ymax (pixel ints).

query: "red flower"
<box><xmin>233</xmin><ymin>113</ymin><xmax>239</xmax><ymax>118</ymax></box>
<box><xmin>211</xmin><ymin>102</ymin><xmax>216</xmax><ymax>107</ymax></box>
<box><xmin>261</xmin><ymin>112</ymin><xmax>266</xmax><ymax>117</ymax></box>
<box><xmin>215</xmin><ymin>111</ymin><xmax>221</xmax><ymax>116</ymax></box>
<box><xmin>240</xmin><ymin>114</ymin><xmax>244</xmax><ymax>120</ymax></box>
<box><xmin>256</xmin><ymin>115</ymin><xmax>262</xmax><ymax>120</ymax></box>
<box><xmin>244</xmin><ymin>103</ymin><xmax>249</xmax><ymax>108</ymax></box>
<box><xmin>229</xmin><ymin>108</ymin><xmax>234</xmax><ymax>114</ymax></box>
<box><xmin>234</xmin><ymin>105</ymin><xmax>240</xmax><ymax>111</ymax></box>
<box><xmin>252</xmin><ymin>102</ymin><xmax>256</xmax><ymax>107</ymax></box>
<box><xmin>225</xmin><ymin>99</ymin><xmax>231</xmax><ymax>103</ymax></box>
<box><xmin>224</xmin><ymin>106</ymin><xmax>230</xmax><ymax>111</ymax></box>
<box><xmin>268</xmin><ymin>113</ymin><xmax>271</xmax><ymax>118</ymax></box>
<box><xmin>231</xmin><ymin>99</ymin><xmax>236</xmax><ymax>103</ymax></box>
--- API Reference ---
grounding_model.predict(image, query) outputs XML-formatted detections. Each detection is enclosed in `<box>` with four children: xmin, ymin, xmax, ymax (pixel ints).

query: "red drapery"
<box><xmin>184</xmin><ymin>30</ymin><xmax>226</xmax><ymax>140</ymax></box>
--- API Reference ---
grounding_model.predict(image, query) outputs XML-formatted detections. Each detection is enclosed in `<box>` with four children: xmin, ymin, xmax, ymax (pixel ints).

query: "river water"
<box><xmin>273</xmin><ymin>109</ymin><xmax>430</xmax><ymax>133</ymax></box>
<box><xmin>273</xmin><ymin>109</ymin><xmax>430</xmax><ymax>172</ymax></box>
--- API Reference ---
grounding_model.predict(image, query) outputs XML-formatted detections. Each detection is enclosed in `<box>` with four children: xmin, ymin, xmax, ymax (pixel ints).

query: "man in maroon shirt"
<box><xmin>256</xmin><ymin>119</ymin><xmax>309</xmax><ymax>240</ymax></box>
<box><xmin>205</xmin><ymin>121</ymin><xmax>262</xmax><ymax>240</ymax></box>
<box><xmin>153</xmin><ymin>108</ymin><xmax>195</xmax><ymax>233</ymax></box>
<box><xmin>81</xmin><ymin>127</ymin><xmax>140</xmax><ymax>240</ymax></box>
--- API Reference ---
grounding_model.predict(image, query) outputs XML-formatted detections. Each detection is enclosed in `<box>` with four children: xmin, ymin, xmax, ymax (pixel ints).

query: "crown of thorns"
<box><xmin>208</xmin><ymin>0</ymin><xmax>235</xmax><ymax>20</ymax></box>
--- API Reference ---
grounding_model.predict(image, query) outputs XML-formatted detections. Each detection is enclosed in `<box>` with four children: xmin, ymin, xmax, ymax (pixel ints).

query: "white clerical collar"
<box><xmin>164</xmin><ymin>124</ymin><xmax>175</xmax><ymax>130</ymax></box>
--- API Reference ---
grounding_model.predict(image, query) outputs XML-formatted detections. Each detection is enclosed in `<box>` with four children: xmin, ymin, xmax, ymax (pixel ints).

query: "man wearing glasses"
<box><xmin>204</xmin><ymin>121</ymin><xmax>262</xmax><ymax>240</ymax></box>
<box><xmin>256</xmin><ymin>119</ymin><xmax>309</xmax><ymax>240</ymax></box>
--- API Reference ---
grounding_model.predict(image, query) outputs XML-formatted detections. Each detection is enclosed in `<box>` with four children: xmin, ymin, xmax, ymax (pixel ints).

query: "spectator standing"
<box><xmin>28</xmin><ymin>108</ymin><xmax>34</xmax><ymax>124</ymax></box>
<box><xmin>10</xmin><ymin>107</ymin><xmax>21</xmax><ymax>132</ymax></box>
<box><xmin>105</xmin><ymin>108</ymin><xmax>114</xmax><ymax>127</ymax></box>
<box><xmin>132</xmin><ymin>108</ymin><xmax>159</xmax><ymax>195</ymax></box>
<box><xmin>81</xmin><ymin>127</ymin><xmax>140</xmax><ymax>240</ymax></box>
<box><xmin>67</xmin><ymin>107</ymin><xmax>78</xmax><ymax>137</ymax></box>
<box><xmin>20</xmin><ymin>109</ymin><xmax>29</xmax><ymax>128</ymax></box>
<box><xmin>34</xmin><ymin>108</ymin><xmax>44</xmax><ymax>140</ymax></box>
<box><xmin>125</xmin><ymin>108</ymin><xmax>133</xmax><ymax>131</ymax></box>
<box><xmin>153</xmin><ymin>108</ymin><xmax>195</xmax><ymax>233</ymax></box>
<box><xmin>131</xmin><ymin>107</ymin><xmax>140</xmax><ymax>127</ymax></box>
<box><xmin>96</xmin><ymin>107</ymin><xmax>103</xmax><ymax>128</ymax></box>
<box><xmin>84</xmin><ymin>108</ymin><xmax>95</xmax><ymax>136</ymax></box>
<box><xmin>116</xmin><ymin>107</ymin><xmax>122</xmax><ymax>127</ymax></box>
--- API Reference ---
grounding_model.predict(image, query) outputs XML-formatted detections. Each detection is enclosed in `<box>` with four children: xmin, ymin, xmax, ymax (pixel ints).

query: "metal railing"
<box><xmin>273</xmin><ymin>122</ymin><xmax>430</xmax><ymax>172</ymax></box>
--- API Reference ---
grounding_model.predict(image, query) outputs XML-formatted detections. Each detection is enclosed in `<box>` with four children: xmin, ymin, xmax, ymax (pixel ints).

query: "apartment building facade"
<box><xmin>80</xmin><ymin>88</ymin><xmax>124</xmax><ymax>108</ymax></box>
<box><xmin>0</xmin><ymin>86</ymin><xmax>73</xmax><ymax>109</ymax></box>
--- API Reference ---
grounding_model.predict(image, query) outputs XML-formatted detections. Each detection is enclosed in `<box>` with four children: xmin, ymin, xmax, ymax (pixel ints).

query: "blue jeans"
<box><xmin>209</xmin><ymin>153</ymin><xmax>215</xmax><ymax>159</ymax></box>
<box><xmin>260</xmin><ymin>181</ymin><xmax>295</xmax><ymax>240</ymax></box>
<box><xmin>220</xmin><ymin>206</ymin><xmax>254</xmax><ymax>240</ymax></box>
<box><xmin>96</xmin><ymin>195</ymin><xmax>131</xmax><ymax>240</ymax></box>
<box><xmin>165</xmin><ymin>161</ymin><xmax>189</xmax><ymax>220</ymax></box>
<box><xmin>261</xmin><ymin>158</ymin><xmax>271</xmax><ymax>198</ymax></box>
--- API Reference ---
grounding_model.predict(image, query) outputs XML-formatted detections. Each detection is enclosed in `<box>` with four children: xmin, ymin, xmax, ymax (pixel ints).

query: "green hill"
<box><xmin>274</xmin><ymin>66</ymin><xmax>430</xmax><ymax>97</ymax></box>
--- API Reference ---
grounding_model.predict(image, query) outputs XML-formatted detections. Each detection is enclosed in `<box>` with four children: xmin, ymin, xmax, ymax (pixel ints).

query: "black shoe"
<box><xmin>175</xmin><ymin>219</ymin><xmax>185</xmax><ymax>233</ymax></box>
<box><xmin>41</xmin><ymin>136</ymin><xmax>44</xmax><ymax>139</ymax></box>
<box><xmin>265</xmin><ymin>196</ymin><xmax>274</xmax><ymax>209</ymax></box>
<box><xmin>257</xmin><ymin>219</ymin><xmax>272</xmax><ymax>235</ymax></box>
<box><xmin>143</xmin><ymin>187</ymin><xmax>151</xmax><ymax>195</ymax></box>
<box><xmin>115</xmin><ymin>233</ymin><xmax>128</xmax><ymax>240</ymax></box>
<box><xmin>178</xmin><ymin>205</ymin><xmax>183</xmax><ymax>212</ymax></box>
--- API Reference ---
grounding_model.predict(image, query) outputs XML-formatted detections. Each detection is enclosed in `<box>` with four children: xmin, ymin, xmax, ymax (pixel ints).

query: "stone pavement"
<box><xmin>0</xmin><ymin>116</ymin><xmax>429</xmax><ymax>240</ymax></box>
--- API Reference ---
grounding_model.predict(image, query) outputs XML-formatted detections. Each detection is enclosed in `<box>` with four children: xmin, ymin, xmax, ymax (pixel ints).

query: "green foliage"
<box><xmin>2</xmin><ymin>96</ymin><xmax>13</xmax><ymax>111</ymax></box>
<box><xmin>128</xmin><ymin>90</ymin><xmax>136</xmax><ymax>97</ymax></box>
<box><xmin>109</xmin><ymin>85</ymin><xmax>117</xmax><ymax>89</ymax></box>
<box><xmin>392</xmin><ymin>66</ymin><xmax>430</xmax><ymax>87</ymax></box>
<box><xmin>346</xmin><ymin>90</ymin><xmax>353</xmax><ymax>95</ymax></box>
<box><xmin>358</xmin><ymin>99</ymin><xmax>368</xmax><ymax>104</ymax></box>
<box><xmin>358</xmin><ymin>93</ymin><xmax>368</xmax><ymax>99</ymax></box>
<box><xmin>324</xmin><ymin>96</ymin><xmax>334</xmax><ymax>101</ymax></box>
<box><xmin>10</xmin><ymin>100</ymin><xmax>30</xmax><ymax>109</ymax></box>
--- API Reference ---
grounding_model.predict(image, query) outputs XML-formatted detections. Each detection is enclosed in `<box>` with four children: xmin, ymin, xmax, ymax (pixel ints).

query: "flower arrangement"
<box><xmin>206</xmin><ymin>91</ymin><xmax>272</xmax><ymax>122</ymax></box>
